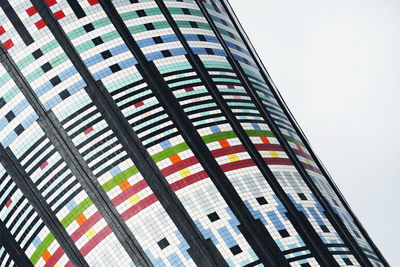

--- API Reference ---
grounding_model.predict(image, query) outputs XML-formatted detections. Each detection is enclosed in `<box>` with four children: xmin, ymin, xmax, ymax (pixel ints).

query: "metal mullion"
<box><xmin>32</xmin><ymin>0</ymin><xmax>224</xmax><ymax>265</ymax></box>
<box><xmin>0</xmin><ymin>220</ymin><xmax>34</xmax><ymax>267</ymax></box>
<box><xmin>1</xmin><ymin>17</ymin><xmax>151</xmax><ymax>266</ymax></box>
<box><xmin>99</xmin><ymin>1</ymin><xmax>291</xmax><ymax>266</ymax></box>
<box><xmin>219</xmin><ymin>1</ymin><xmax>388</xmax><ymax>265</ymax></box>
<box><xmin>195</xmin><ymin>1</ymin><xmax>376</xmax><ymax>266</ymax></box>
<box><xmin>0</xmin><ymin>147</ymin><xmax>88</xmax><ymax>267</ymax></box>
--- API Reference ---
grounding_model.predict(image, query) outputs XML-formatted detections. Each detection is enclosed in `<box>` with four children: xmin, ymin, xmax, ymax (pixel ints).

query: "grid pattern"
<box><xmin>1</xmin><ymin>0</ymin><xmax>196</xmax><ymax>265</ymax></box>
<box><xmin>0</xmin><ymin>164</ymin><xmax>69</xmax><ymax>266</ymax></box>
<box><xmin>0</xmin><ymin>63</ymin><xmax>134</xmax><ymax>265</ymax></box>
<box><xmin>0</xmin><ymin>0</ymin><xmax>385</xmax><ymax>266</ymax></box>
<box><xmin>201</xmin><ymin>0</ymin><xmax>383</xmax><ymax>265</ymax></box>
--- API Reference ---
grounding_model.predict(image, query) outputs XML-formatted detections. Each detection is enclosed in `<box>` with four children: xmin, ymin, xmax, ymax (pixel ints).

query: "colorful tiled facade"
<box><xmin>0</xmin><ymin>0</ymin><xmax>386</xmax><ymax>266</ymax></box>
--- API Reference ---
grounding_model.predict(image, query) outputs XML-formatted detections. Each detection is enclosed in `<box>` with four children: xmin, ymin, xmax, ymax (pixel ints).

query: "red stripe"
<box><xmin>293</xmin><ymin>148</ymin><xmax>313</xmax><ymax>160</ymax></box>
<box><xmin>44</xmin><ymin>247</ymin><xmax>64</xmax><ymax>267</ymax></box>
<box><xmin>264</xmin><ymin>158</ymin><xmax>292</xmax><ymax>165</ymax></box>
<box><xmin>70</xmin><ymin>212</ymin><xmax>102</xmax><ymax>241</ymax></box>
<box><xmin>65</xmin><ymin>261</ymin><xmax>73</xmax><ymax>267</ymax></box>
<box><xmin>221</xmin><ymin>159</ymin><xmax>256</xmax><ymax>172</ymax></box>
<box><xmin>80</xmin><ymin>226</ymin><xmax>112</xmax><ymax>256</ymax></box>
<box><xmin>111</xmin><ymin>179</ymin><xmax>148</xmax><ymax>206</ymax></box>
<box><xmin>210</xmin><ymin>144</ymin><xmax>247</xmax><ymax>157</ymax></box>
<box><xmin>302</xmin><ymin>163</ymin><xmax>323</xmax><ymax>174</ymax></box>
<box><xmin>121</xmin><ymin>195</ymin><xmax>158</xmax><ymax>220</ymax></box>
<box><xmin>254</xmin><ymin>143</ymin><xmax>284</xmax><ymax>151</ymax></box>
<box><xmin>161</xmin><ymin>156</ymin><xmax>199</xmax><ymax>177</ymax></box>
<box><xmin>170</xmin><ymin>170</ymin><xmax>208</xmax><ymax>191</ymax></box>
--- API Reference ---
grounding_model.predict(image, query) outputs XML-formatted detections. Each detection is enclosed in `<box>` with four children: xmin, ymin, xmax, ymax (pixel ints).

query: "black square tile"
<box><xmin>50</xmin><ymin>76</ymin><xmax>61</xmax><ymax>86</ymax></box>
<box><xmin>145</xmin><ymin>23</ymin><xmax>155</xmax><ymax>30</ymax></box>
<box><xmin>161</xmin><ymin>50</ymin><xmax>172</xmax><ymax>58</ymax></box>
<box><xmin>0</xmin><ymin>98</ymin><xmax>6</xmax><ymax>109</ymax></box>
<box><xmin>129</xmin><ymin>0</ymin><xmax>139</xmax><ymax>3</ymax></box>
<box><xmin>83</xmin><ymin>23</ymin><xmax>95</xmax><ymax>32</ymax></box>
<box><xmin>343</xmin><ymin>258</ymin><xmax>353</xmax><ymax>265</ymax></box>
<box><xmin>137</xmin><ymin>10</ymin><xmax>146</xmax><ymax>17</ymax></box>
<box><xmin>153</xmin><ymin>36</ymin><xmax>163</xmax><ymax>44</ymax></box>
<box><xmin>110</xmin><ymin>64</ymin><xmax>121</xmax><ymax>73</ymax></box>
<box><xmin>5</xmin><ymin>111</ymin><xmax>15</xmax><ymax>122</ymax></box>
<box><xmin>207</xmin><ymin>212</ymin><xmax>220</xmax><ymax>222</ymax></box>
<box><xmin>198</xmin><ymin>35</ymin><xmax>206</xmax><ymax>41</ymax></box>
<box><xmin>278</xmin><ymin>229</ymin><xmax>290</xmax><ymax>238</ymax></box>
<box><xmin>298</xmin><ymin>193</ymin><xmax>307</xmax><ymax>200</ymax></box>
<box><xmin>14</xmin><ymin>124</ymin><xmax>24</xmax><ymax>135</ymax></box>
<box><xmin>256</xmin><ymin>197</ymin><xmax>268</xmax><ymax>205</ymax></box>
<box><xmin>41</xmin><ymin>62</ymin><xmax>52</xmax><ymax>72</ymax></box>
<box><xmin>300</xmin><ymin>264</ymin><xmax>311</xmax><ymax>267</ymax></box>
<box><xmin>320</xmin><ymin>225</ymin><xmax>330</xmax><ymax>233</ymax></box>
<box><xmin>92</xmin><ymin>37</ymin><xmax>104</xmax><ymax>45</ymax></box>
<box><xmin>229</xmin><ymin>245</ymin><xmax>242</xmax><ymax>255</ymax></box>
<box><xmin>205</xmin><ymin>48</ymin><xmax>214</xmax><ymax>55</ymax></box>
<box><xmin>59</xmin><ymin>90</ymin><xmax>71</xmax><ymax>100</ymax></box>
<box><xmin>101</xmin><ymin>50</ymin><xmax>112</xmax><ymax>59</ymax></box>
<box><xmin>32</xmin><ymin>49</ymin><xmax>43</xmax><ymax>59</ymax></box>
<box><xmin>189</xmin><ymin>21</ymin><xmax>198</xmax><ymax>28</ymax></box>
<box><xmin>157</xmin><ymin>238</ymin><xmax>170</xmax><ymax>250</ymax></box>
<box><xmin>182</xmin><ymin>8</ymin><xmax>190</xmax><ymax>15</ymax></box>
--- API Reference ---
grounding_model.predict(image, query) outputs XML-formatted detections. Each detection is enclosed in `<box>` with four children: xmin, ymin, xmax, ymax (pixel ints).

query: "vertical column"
<box><xmin>0</xmin><ymin>146</ymin><xmax>88</xmax><ymax>267</ymax></box>
<box><xmin>219</xmin><ymin>0</ymin><xmax>388</xmax><ymax>265</ymax></box>
<box><xmin>152</xmin><ymin>1</ymin><xmax>343</xmax><ymax>266</ymax></box>
<box><xmin>97</xmin><ymin>1</ymin><xmax>285</xmax><ymax>265</ymax></box>
<box><xmin>0</xmin><ymin>43</ymin><xmax>151</xmax><ymax>266</ymax></box>
<box><xmin>0</xmin><ymin>221</ymin><xmax>33</xmax><ymax>267</ymax></box>
<box><xmin>195</xmin><ymin>0</ymin><xmax>376</xmax><ymax>266</ymax></box>
<box><xmin>30</xmin><ymin>0</ymin><xmax>226</xmax><ymax>265</ymax></box>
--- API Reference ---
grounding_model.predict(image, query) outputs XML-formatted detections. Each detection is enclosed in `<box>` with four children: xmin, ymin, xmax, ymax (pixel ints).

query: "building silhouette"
<box><xmin>0</xmin><ymin>0</ymin><xmax>386</xmax><ymax>266</ymax></box>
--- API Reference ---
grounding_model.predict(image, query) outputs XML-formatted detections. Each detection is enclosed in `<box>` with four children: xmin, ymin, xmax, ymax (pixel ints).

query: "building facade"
<box><xmin>0</xmin><ymin>0</ymin><xmax>386</xmax><ymax>266</ymax></box>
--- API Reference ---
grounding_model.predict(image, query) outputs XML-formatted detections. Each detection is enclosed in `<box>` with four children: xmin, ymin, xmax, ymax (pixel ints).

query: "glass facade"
<box><xmin>0</xmin><ymin>0</ymin><xmax>386</xmax><ymax>266</ymax></box>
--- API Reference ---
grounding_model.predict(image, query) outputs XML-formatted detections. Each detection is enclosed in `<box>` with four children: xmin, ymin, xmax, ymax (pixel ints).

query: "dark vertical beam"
<box><xmin>0</xmin><ymin>0</ymin><xmax>34</xmax><ymax>45</ymax></box>
<box><xmin>30</xmin><ymin>1</ymin><xmax>225</xmax><ymax>266</ymax></box>
<box><xmin>65</xmin><ymin>0</ymin><xmax>86</xmax><ymax>19</ymax></box>
<box><xmin>154</xmin><ymin>1</ymin><xmax>342</xmax><ymax>266</ymax></box>
<box><xmin>195</xmin><ymin>1</ymin><xmax>376</xmax><ymax>266</ymax></box>
<box><xmin>0</xmin><ymin>147</ymin><xmax>88</xmax><ymax>267</ymax></box>
<box><xmin>0</xmin><ymin>44</ymin><xmax>151</xmax><ymax>266</ymax></box>
<box><xmin>0</xmin><ymin>220</ymin><xmax>33</xmax><ymax>267</ymax></box>
<box><xmin>220</xmin><ymin>1</ymin><xmax>389</xmax><ymax>265</ymax></box>
<box><xmin>98</xmin><ymin>1</ymin><xmax>286</xmax><ymax>266</ymax></box>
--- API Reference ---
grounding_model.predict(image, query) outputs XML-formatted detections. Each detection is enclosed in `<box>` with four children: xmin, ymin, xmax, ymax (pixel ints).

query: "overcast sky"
<box><xmin>228</xmin><ymin>0</ymin><xmax>400</xmax><ymax>265</ymax></box>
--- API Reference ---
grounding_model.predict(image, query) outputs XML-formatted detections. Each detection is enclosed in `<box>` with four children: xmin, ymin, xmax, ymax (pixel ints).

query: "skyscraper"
<box><xmin>0</xmin><ymin>0</ymin><xmax>387</xmax><ymax>266</ymax></box>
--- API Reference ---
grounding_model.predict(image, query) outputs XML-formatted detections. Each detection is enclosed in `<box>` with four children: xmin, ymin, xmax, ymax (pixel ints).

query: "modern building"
<box><xmin>0</xmin><ymin>0</ymin><xmax>387</xmax><ymax>266</ymax></box>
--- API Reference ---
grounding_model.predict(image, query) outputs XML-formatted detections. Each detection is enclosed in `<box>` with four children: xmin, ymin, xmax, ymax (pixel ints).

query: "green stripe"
<box><xmin>60</xmin><ymin>198</ymin><xmax>93</xmax><ymax>228</ymax></box>
<box><xmin>30</xmin><ymin>234</ymin><xmax>56</xmax><ymax>264</ymax></box>
<box><xmin>102</xmin><ymin>166</ymin><xmax>140</xmax><ymax>192</ymax></box>
<box><xmin>101</xmin><ymin>130</ymin><xmax>277</xmax><ymax>192</ymax></box>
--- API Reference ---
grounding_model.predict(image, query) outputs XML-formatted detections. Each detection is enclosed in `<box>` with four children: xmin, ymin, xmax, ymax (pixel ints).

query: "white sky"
<box><xmin>229</xmin><ymin>0</ymin><xmax>400</xmax><ymax>265</ymax></box>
